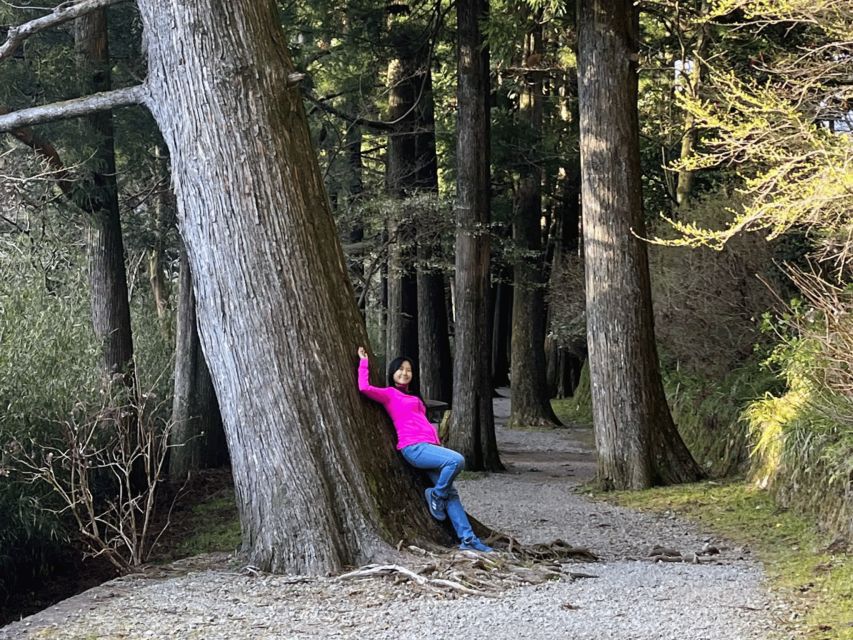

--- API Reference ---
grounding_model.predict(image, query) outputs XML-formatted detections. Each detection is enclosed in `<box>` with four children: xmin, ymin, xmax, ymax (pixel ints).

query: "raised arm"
<box><xmin>357</xmin><ymin>348</ymin><xmax>392</xmax><ymax>404</ymax></box>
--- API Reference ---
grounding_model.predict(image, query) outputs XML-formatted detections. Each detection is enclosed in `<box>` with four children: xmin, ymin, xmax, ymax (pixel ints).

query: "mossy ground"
<box><xmin>150</xmin><ymin>471</ymin><xmax>241</xmax><ymax>562</ymax></box>
<box><xmin>168</xmin><ymin>495</ymin><xmax>242</xmax><ymax>560</ymax></box>
<box><xmin>594</xmin><ymin>480</ymin><xmax>853</xmax><ymax>640</ymax></box>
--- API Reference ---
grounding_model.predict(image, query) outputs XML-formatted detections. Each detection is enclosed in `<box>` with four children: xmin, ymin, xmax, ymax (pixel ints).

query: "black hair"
<box><xmin>387</xmin><ymin>355</ymin><xmax>422</xmax><ymax>399</ymax></box>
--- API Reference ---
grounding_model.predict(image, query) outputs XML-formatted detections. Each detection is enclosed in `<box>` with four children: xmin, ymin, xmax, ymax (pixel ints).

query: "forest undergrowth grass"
<box><xmin>594</xmin><ymin>480</ymin><xmax>852</xmax><ymax>640</ymax></box>
<box><xmin>150</xmin><ymin>471</ymin><xmax>241</xmax><ymax>562</ymax></box>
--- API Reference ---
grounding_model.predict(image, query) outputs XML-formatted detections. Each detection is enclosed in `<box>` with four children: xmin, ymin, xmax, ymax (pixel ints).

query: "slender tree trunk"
<box><xmin>147</xmin><ymin>143</ymin><xmax>172</xmax><ymax>332</ymax></box>
<box><xmin>385</xmin><ymin>24</ymin><xmax>451</xmax><ymax>399</ymax></box>
<box><xmin>75</xmin><ymin>8</ymin><xmax>134</xmax><ymax>383</ymax></box>
<box><xmin>576</xmin><ymin>0</ymin><xmax>702</xmax><ymax>489</ymax></box>
<box><xmin>412</xmin><ymin>61</ymin><xmax>451</xmax><ymax>404</ymax></box>
<box><xmin>447</xmin><ymin>0</ymin><xmax>502</xmax><ymax>470</ymax></box>
<box><xmin>385</xmin><ymin>53</ymin><xmax>419</xmax><ymax>361</ymax></box>
<box><xmin>545</xmin><ymin>166</ymin><xmax>582</xmax><ymax>397</ymax></box>
<box><xmin>491</xmin><ymin>278</ymin><xmax>512</xmax><ymax>388</ymax></box>
<box><xmin>509</xmin><ymin>15</ymin><xmax>561</xmax><ymax>429</ymax></box>
<box><xmin>675</xmin><ymin>1</ymin><xmax>709</xmax><ymax>208</ymax></box>
<box><xmin>136</xmin><ymin>0</ymin><xmax>452</xmax><ymax>573</ymax></box>
<box><xmin>385</xmin><ymin>215</ymin><xmax>418</xmax><ymax>359</ymax></box>
<box><xmin>344</xmin><ymin>122</ymin><xmax>366</xmax><ymax>310</ymax></box>
<box><xmin>169</xmin><ymin>245</ymin><xmax>228</xmax><ymax>482</ymax></box>
<box><xmin>417</xmin><ymin>249</ymin><xmax>452</xmax><ymax>402</ymax></box>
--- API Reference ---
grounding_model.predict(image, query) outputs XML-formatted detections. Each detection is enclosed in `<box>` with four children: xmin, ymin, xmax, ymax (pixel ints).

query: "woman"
<box><xmin>356</xmin><ymin>346</ymin><xmax>493</xmax><ymax>552</ymax></box>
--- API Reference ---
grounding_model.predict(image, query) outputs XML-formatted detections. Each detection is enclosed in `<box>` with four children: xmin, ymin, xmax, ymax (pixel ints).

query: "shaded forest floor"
<box><xmin>0</xmin><ymin>396</ymin><xmax>823</xmax><ymax>639</ymax></box>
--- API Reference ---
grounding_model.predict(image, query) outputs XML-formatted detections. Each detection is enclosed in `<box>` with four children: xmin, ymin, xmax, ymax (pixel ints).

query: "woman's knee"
<box><xmin>451</xmin><ymin>451</ymin><xmax>465</xmax><ymax>472</ymax></box>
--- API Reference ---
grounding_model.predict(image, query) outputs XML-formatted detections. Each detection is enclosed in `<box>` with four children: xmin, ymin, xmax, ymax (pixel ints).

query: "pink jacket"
<box><xmin>358</xmin><ymin>359</ymin><xmax>440</xmax><ymax>450</ymax></box>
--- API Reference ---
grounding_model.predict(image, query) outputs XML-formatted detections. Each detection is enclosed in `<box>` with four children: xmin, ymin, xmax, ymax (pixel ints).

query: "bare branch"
<box><xmin>0</xmin><ymin>85</ymin><xmax>146</xmax><ymax>132</ymax></box>
<box><xmin>302</xmin><ymin>91</ymin><xmax>395</xmax><ymax>132</ymax></box>
<box><xmin>0</xmin><ymin>0</ymin><xmax>128</xmax><ymax>64</ymax></box>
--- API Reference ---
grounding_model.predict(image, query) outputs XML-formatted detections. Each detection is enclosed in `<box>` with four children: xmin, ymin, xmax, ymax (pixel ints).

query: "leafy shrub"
<box><xmin>747</xmin><ymin>304</ymin><xmax>853</xmax><ymax>542</ymax></box>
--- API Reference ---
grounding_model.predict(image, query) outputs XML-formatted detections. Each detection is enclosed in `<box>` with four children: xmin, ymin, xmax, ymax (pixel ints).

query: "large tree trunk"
<box><xmin>137</xmin><ymin>0</ymin><xmax>452</xmax><ymax>574</ymax></box>
<box><xmin>577</xmin><ymin>0</ymin><xmax>702</xmax><ymax>489</ymax></box>
<box><xmin>508</xmin><ymin>15</ymin><xmax>561</xmax><ymax>429</ymax></box>
<box><xmin>169</xmin><ymin>245</ymin><xmax>228</xmax><ymax>482</ymax></box>
<box><xmin>447</xmin><ymin>0</ymin><xmax>502</xmax><ymax>471</ymax></box>
<box><xmin>75</xmin><ymin>8</ymin><xmax>134</xmax><ymax>383</ymax></box>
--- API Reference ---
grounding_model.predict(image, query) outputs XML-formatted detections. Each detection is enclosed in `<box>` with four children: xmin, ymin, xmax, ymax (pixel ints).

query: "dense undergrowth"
<box><xmin>0</xmin><ymin>253</ymin><xmax>174</xmax><ymax>615</ymax></box>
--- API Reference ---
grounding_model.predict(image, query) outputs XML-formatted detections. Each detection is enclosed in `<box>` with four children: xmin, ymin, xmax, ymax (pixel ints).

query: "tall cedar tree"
<box><xmin>74</xmin><ymin>8</ymin><xmax>135</xmax><ymax>384</ymax></box>
<box><xmin>447</xmin><ymin>0</ymin><xmax>502</xmax><ymax>470</ymax></box>
<box><xmin>576</xmin><ymin>0</ymin><xmax>703</xmax><ymax>488</ymax></box>
<box><xmin>135</xmin><ymin>0</ymin><xmax>459</xmax><ymax>571</ymax></box>
<box><xmin>509</xmin><ymin>12</ymin><xmax>562</xmax><ymax>428</ymax></box>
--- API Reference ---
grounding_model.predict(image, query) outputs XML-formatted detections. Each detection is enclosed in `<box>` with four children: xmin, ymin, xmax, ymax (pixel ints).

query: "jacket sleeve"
<box><xmin>358</xmin><ymin>358</ymin><xmax>392</xmax><ymax>404</ymax></box>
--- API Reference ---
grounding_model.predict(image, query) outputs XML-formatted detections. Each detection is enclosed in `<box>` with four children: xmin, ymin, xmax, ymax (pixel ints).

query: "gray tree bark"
<box><xmin>576</xmin><ymin>0</ymin><xmax>703</xmax><ymax>489</ymax></box>
<box><xmin>136</xmin><ymin>0</ymin><xmax>452</xmax><ymax>573</ymax></box>
<box><xmin>508</xmin><ymin>15</ymin><xmax>561</xmax><ymax>429</ymax></box>
<box><xmin>169</xmin><ymin>245</ymin><xmax>227</xmax><ymax>482</ymax></box>
<box><xmin>74</xmin><ymin>8</ymin><xmax>135</xmax><ymax>383</ymax></box>
<box><xmin>447</xmin><ymin>0</ymin><xmax>502</xmax><ymax>470</ymax></box>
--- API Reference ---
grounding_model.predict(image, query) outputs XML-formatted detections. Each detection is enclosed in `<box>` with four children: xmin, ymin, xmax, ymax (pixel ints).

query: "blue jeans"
<box><xmin>400</xmin><ymin>443</ymin><xmax>475</xmax><ymax>543</ymax></box>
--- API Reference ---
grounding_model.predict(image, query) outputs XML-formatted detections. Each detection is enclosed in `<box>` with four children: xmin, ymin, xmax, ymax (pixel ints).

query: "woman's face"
<box><xmin>393</xmin><ymin>361</ymin><xmax>413</xmax><ymax>387</ymax></box>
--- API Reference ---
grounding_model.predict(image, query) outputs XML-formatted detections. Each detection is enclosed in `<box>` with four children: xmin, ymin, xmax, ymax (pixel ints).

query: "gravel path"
<box><xmin>1</xmin><ymin>398</ymin><xmax>785</xmax><ymax>639</ymax></box>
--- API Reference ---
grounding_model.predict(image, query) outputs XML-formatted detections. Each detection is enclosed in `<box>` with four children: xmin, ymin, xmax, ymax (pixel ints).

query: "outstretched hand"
<box><xmin>357</xmin><ymin>346</ymin><xmax>368</xmax><ymax>360</ymax></box>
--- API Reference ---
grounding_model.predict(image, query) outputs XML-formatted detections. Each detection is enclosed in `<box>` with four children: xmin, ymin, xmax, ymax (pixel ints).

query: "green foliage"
<box><xmin>169</xmin><ymin>495</ymin><xmax>241</xmax><ymax>560</ymax></box>
<box><xmin>649</xmin><ymin>191</ymin><xmax>787</xmax><ymax>378</ymax></box>
<box><xmin>657</xmin><ymin>0</ymin><xmax>853</xmax><ymax>268</ymax></box>
<box><xmin>664</xmin><ymin>363</ymin><xmax>780</xmax><ymax>477</ymax></box>
<box><xmin>551</xmin><ymin>360</ymin><xmax>592</xmax><ymax>426</ymax></box>
<box><xmin>599</xmin><ymin>480</ymin><xmax>853</xmax><ymax>640</ymax></box>
<box><xmin>0</xmin><ymin>247</ymin><xmax>99</xmax><ymax>601</ymax></box>
<box><xmin>745</xmin><ymin>311</ymin><xmax>853</xmax><ymax>543</ymax></box>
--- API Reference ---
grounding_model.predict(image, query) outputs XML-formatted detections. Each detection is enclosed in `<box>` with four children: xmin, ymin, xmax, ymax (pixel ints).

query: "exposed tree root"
<box><xmin>647</xmin><ymin>544</ymin><xmax>716</xmax><ymax>564</ymax></box>
<box><xmin>339</xmin><ymin>537</ymin><xmax>598</xmax><ymax>598</ymax></box>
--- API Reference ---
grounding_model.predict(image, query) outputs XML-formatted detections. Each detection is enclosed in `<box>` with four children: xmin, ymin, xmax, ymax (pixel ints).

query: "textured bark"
<box><xmin>576</xmin><ymin>0</ymin><xmax>703</xmax><ymax>489</ymax></box>
<box><xmin>385</xmin><ymin>28</ymin><xmax>451</xmax><ymax>400</ymax></box>
<box><xmin>509</xmin><ymin>17</ymin><xmax>561</xmax><ymax>429</ymax></box>
<box><xmin>384</xmin><ymin>53</ymin><xmax>419</xmax><ymax>361</ymax></box>
<box><xmin>447</xmin><ymin>0</ymin><xmax>502</xmax><ymax>471</ymax></box>
<box><xmin>75</xmin><ymin>8</ymin><xmax>134</xmax><ymax>382</ymax></box>
<box><xmin>136</xmin><ymin>0</ymin><xmax>451</xmax><ymax>573</ymax></box>
<box><xmin>169</xmin><ymin>246</ymin><xmax>227</xmax><ymax>482</ymax></box>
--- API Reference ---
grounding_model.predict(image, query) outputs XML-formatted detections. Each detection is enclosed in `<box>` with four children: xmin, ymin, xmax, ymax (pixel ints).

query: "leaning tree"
<box><xmin>0</xmin><ymin>0</ymin><xmax>456</xmax><ymax>573</ymax></box>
